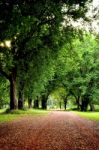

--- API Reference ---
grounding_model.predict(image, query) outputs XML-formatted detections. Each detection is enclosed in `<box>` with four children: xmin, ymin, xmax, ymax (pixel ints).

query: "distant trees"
<box><xmin>54</xmin><ymin>34</ymin><xmax>99</xmax><ymax>111</ymax></box>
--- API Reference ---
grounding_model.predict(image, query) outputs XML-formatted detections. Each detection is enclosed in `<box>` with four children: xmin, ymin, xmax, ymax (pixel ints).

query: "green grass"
<box><xmin>0</xmin><ymin>114</ymin><xmax>20</xmax><ymax>122</ymax></box>
<box><xmin>74</xmin><ymin>111</ymin><xmax>99</xmax><ymax>121</ymax></box>
<box><xmin>0</xmin><ymin>109</ymin><xmax>49</xmax><ymax>123</ymax></box>
<box><xmin>95</xmin><ymin>105</ymin><xmax>99</xmax><ymax>111</ymax></box>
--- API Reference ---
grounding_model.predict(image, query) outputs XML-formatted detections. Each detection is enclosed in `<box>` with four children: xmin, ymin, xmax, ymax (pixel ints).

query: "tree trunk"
<box><xmin>41</xmin><ymin>99</ymin><xmax>47</xmax><ymax>109</ymax></box>
<box><xmin>81</xmin><ymin>95</ymin><xmax>89</xmax><ymax>111</ymax></box>
<box><xmin>28</xmin><ymin>98</ymin><xmax>32</xmax><ymax>108</ymax></box>
<box><xmin>76</xmin><ymin>96</ymin><xmax>81</xmax><ymax>110</ymax></box>
<box><xmin>72</xmin><ymin>92</ymin><xmax>81</xmax><ymax>110</ymax></box>
<box><xmin>59</xmin><ymin>102</ymin><xmax>61</xmax><ymax>110</ymax></box>
<box><xmin>41</xmin><ymin>95</ymin><xmax>47</xmax><ymax>109</ymax></box>
<box><xmin>10</xmin><ymin>73</ymin><xmax>17</xmax><ymax>110</ymax></box>
<box><xmin>18</xmin><ymin>90</ymin><xmax>24</xmax><ymax>109</ymax></box>
<box><xmin>34</xmin><ymin>99</ymin><xmax>39</xmax><ymax>109</ymax></box>
<box><xmin>0</xmin><ymin>67</ymin><xmax>17</xmax><ymax>110</ymax></box>
<box><xmin>41</xmin><ymin>94</ymin><xmax>48</xmax><ymax>110</ymax></box>
<box><xmin>89</xmin><ymin>103</ymin><xmax>95</xmax><ymax>111</ymax></box>
<box><xmin>64</xmin><ymin>98</ymin><xmax>67</xmax><ymax>110</ymax></box>
<box><xmin>18</xmin><ymin>81</ymin><xmax>24</xmax><ymax>109</ymax></box>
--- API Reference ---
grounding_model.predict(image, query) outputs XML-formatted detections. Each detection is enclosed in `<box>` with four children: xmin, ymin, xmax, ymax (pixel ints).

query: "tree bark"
<box><xmin>41</xmin><ymin>95</ymin><xmax>47</xmax><ymax>109</ymax></box>
<box><xmin>9</xmin><ymin>73</ymin><xmax>17</xmax><ymax>110</ymax></box>
<box><xmin>76</xmin><ymin>96</ymin><xmax>81</xmax><ymax>110</ymax></box>
<box><xmin>81</xmin><ymin>95</ymin><xmax>89</xmax><ymax>111</ymax></box>
<box><xmin>0</xmin><ymin>66</ymin><xmax>17</xmax><ymax>110</ymax></box>
<box><xmin>41</xmin><ymin>94</ymin><xmax>48</xmax><ymax>109</ymax></box>
<box><xmin>41</xmin><ymin>99</ymin><xmax>47</xmax><ymax>109</ymax></box>
<box><xmin>59</xmin><ymin>102</ymin><xmax>62</xmax><ymax>110</ymax></box>
<box><xmin>89</xmin><ymin>103</ymin><xmax>95</xmax><ymax>111</ymax></box>
<box><xmin>18</xmin><ymin>81</ymin><xmax>24</xmax><ymax>109</ymax></box>
<box><xmin>71</xmin><ymin>92</ymin><xmax>81</xmax><ymax>110</ymax></box>
<box><xmin>34</xmin><ymin>99</ymin><xmax>39</xmax><ymax>109</ymax></box>
<box><xmin>28</xmin><ymin>98</ymin><xmax>32</xmax><ymax>108</ymax></box>
<box><xmin>18</xmin><ymin>90</ymin><xmax>24</xmax><ymax>109</ymax></box>
<box><xmin>64</xmin><ymin>98</ymin><xmax>67</xmax><ymax>110</ymax></box>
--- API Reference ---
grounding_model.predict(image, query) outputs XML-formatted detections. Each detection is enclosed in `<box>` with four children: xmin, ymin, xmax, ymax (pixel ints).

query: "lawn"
<box><xmin>0</xmin><ymin>109</ymin><xmax>49</xmax><ymax>123</ymax></box>
<box><xmin>75</xmin><ymin>111</ymin><xmax>99</xmax><ymax>121</ymax></box>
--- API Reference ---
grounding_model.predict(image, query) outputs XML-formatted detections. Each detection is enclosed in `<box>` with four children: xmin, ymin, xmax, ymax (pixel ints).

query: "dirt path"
<box><xmin>0</xmin><ymin>111</ymin><xmax>99</xmax><ymax>150</ymax></box>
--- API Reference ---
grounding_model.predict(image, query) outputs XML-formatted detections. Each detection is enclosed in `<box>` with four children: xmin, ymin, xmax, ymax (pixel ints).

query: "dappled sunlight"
<box><xmin>0</xmin><ymin>40</ymin><xmax>11</xmax><ymax>48</ymax></box>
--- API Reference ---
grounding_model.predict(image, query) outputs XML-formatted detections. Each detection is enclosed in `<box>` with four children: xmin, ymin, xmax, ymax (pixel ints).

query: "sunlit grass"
<box><xmin>74</xmin><ymin>111</ymin><xmax>99</xmax><ymax>121</ymax></box>
<box><xmin>0</xmin><ymin>109</ymin><xmax>49</xmax><ymax>123</ymax></box>
<box><xmin>0</xmin><ymin>114</ymin><xmax>20</xmax><ymax>122</ymax></box>
<box><xmin>95</xmin><ymin>105</ymin><xmax>99</xmax><ymax>111</ymax></box>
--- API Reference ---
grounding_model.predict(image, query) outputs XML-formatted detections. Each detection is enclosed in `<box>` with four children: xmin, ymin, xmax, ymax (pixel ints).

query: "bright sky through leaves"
<box><xmin>93</xmin><ymin>0</ymin><xmax>99</xmax><ymax>6</ymax></box>
<box><xmin>92</xmin><ymin>0</ymin><xmax>99</xmax><ymax>32</ymax></box>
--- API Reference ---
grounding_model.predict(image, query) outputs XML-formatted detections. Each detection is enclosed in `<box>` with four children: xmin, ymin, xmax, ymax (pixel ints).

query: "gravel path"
<box><xmin>0</xmin><ymin>111</ymin><xmax>99</xmax><ymax>150</ymax></box>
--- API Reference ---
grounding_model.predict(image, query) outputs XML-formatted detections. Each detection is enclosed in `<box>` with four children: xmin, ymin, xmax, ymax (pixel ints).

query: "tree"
<box><xmin>0</xmin><ymin>0</ymin><xmax>92</xmax><ymax>110</ymax></box>
<box><xmin>55</xmin><ymin>34</ymin><xmax>99</xmax><ymax>111</ymax></box>
<box><xmin>50</xmin><ymin>87</ymin><xmax>66</xmax><ymax>109</ymax></box>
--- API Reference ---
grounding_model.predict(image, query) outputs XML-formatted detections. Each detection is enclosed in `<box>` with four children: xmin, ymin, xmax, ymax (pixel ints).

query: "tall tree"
<box><xmin>0</xmin><ymin>0</ymin><xmax>92</xmax><ymax>110</ymax></box>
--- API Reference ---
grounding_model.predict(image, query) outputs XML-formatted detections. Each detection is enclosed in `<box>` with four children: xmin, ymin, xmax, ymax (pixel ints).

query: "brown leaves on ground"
<box><xmin>0</xmin><ymin>111</ymin><xmax>99</xmax><ymax>150</ymax></box>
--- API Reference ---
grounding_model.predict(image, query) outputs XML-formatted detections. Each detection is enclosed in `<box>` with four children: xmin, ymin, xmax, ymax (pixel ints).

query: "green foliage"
<box><xmin>54</xmin><ymin>33</ymin><xmax>99</xmax><ymax>110</ymax></box>
<box><xmin>51</xmin><ymin>87</ymin><xmax>66</xmax><ymax>101</ymax></box>
<box><xmin>0</xmin><ymin>77</ymin><xmax>9</xmax><ymax>108</ymax></box>
<box><xmin>0</xmin><ymin>0</ymin><xmax>96</xmax><ymax>110</ymax></box>
<box><xmin>49</xmin><ymin>87</ymin><xmax>66</xmax><ymax>108</ymax></box>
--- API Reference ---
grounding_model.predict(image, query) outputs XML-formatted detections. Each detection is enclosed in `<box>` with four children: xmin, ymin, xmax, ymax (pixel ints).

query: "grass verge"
<box><xmin>0</xmin><ymin>109</ymin><xmax>49</xmax><ymax>123</ymax></box>
<box><xmin>74</xmin><ymin>111</ymin><xmax>99</xmax><ymax>121</ymax></box>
